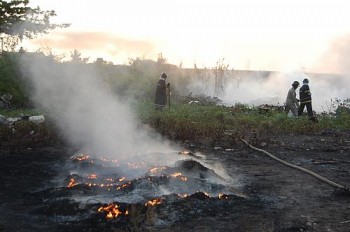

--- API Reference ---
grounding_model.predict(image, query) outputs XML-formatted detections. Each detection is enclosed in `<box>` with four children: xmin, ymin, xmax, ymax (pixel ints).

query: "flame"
<box><xmin>218</xmin><ymin>193</ymin><xmax>229</xmax><ymax>200</ymax></box>
<box><xmin>177</xmin><ymin>193</ymin><xmax>189</xmax><ymax>198</ymax></box>
<box><xmin>180</xmin><ymin>176</ymin><xmax>188</xmax><ymax>181</ymax></box>
<box><xmin>119</xmin><ymin>177</ymin><xmax>126</xmax><ymax>182</ymax></box>
<box><xmin>170</xmin><ymin>172</ymin><xmax>188</xmax><ymax>181</ymax></box>
<box><xmin>72</xmin><ymin>154</ymin><xmax>90</xmax><ymax>161</ymax></box>
<box><xmin>145</xmin><ymin>198</ymin><xmax>162</xmax><ymax>207</ymax></box>
<box><xmin>67</xmin><ymin>178</ymin><xmax>78</xmax><ymax>188</ymax></box>
<box><xmin>87</xmin><ymin>183</ymin><xmax>96</xmax><ymax>187</ymax></box>
<box><xmin>170</xmin><ymin>172</ymin><xmax>182</xmax><ymax>178</ymax></box>
<box><xmin>98</xmin><ymin>203</ymin><xmax>123</xmax><ymax>219</ymax></box>
<box><xmin>179</xmin><ymin>150</ymin><xmax>190</xmax><ymax>155</ymax></box>
<box><xmin>116</xmin><ymin>183</ymin><xmax>130</xmax><ymax>190</ymax></box>
<box><xmin>149</xmin><ymin>166</ymin><xmax>167</xmax><ymax>174</ymax></box>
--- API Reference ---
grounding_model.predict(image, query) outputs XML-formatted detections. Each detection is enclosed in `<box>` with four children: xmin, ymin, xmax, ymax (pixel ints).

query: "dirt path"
<box><xmin>0</xmin><ymin>133</ymin><xmax>349</xmax><ymax>231</ymax></box>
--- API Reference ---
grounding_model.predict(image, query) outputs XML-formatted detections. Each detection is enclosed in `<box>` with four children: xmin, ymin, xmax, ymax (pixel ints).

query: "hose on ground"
<box><xmin>241</xmin><ymin>139</ymin><xmax>349</xmax><ymax>192</ymax></box>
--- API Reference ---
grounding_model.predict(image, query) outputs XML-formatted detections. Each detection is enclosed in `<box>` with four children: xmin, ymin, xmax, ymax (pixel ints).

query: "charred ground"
<box><xmin>0</xmin><ymin>130</ymin><xmax>349</xmax><ymax>232</ymax></box>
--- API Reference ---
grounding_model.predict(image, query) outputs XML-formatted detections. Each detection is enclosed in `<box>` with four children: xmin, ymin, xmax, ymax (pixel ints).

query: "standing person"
<box><xmin>298</xmin><ymin>78</ymin><xmax>315</xmax><ymax>121</ymax></box>
<box><xmin>154</xmin><ymin>72</ymin><xmax>168</xmax><ymax>110</ymax></box>
<box><xmin>285</xmin><ymin>81</ymin><xmax>300</xmax><ymax>117</ymax></box>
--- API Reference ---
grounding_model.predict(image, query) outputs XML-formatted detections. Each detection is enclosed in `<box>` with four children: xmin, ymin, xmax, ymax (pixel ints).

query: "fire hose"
<box><xmin>241</xmin><ymin>139</ymin><xmax>349</xmax><ymax>192</ymax></box>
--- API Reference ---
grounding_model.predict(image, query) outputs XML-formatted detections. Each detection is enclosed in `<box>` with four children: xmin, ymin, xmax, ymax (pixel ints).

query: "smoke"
<box><xmin>313</xmin><ymin>34</ymin><xmax>350</xmax><ymax>75</ymax></box>
<box><xmin>19</xmin><ymin>54</ymin><xmax>177</xmax><ymax>159</ymax></box>
<box><xmin>17</xmin><ymin>53</ymin><xmax>236</xmax><ymax>193</ymax></box>
<box><xmin>221</xmin><ymin>72</ymin><xmax>291</xmax><ymax>107</ymax></box>
<box><xmin>188</xmin><ymin>70</ymin><xmax>350</xmax><ymax>113</ymax></box>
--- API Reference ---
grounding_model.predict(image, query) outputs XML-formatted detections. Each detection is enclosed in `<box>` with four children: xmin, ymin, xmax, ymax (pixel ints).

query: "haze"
<box><xmin>25</xmin><ymin>0</ymin><xmax>350</xmax><ymax>73</ymax></box>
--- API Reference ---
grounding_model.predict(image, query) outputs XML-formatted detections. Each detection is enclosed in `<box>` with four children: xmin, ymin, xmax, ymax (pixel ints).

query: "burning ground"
<box><xmin>1</xmin><ymin>131</ymin><xmax>350</xmax><ymax>231</ymax></box>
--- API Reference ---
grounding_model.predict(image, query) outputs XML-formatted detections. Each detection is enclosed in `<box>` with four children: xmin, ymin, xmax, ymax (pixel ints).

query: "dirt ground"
<box><xmin>0</xmin><ymin>131</ymin><xmax>349</xmax><ymax>232</ymax></box>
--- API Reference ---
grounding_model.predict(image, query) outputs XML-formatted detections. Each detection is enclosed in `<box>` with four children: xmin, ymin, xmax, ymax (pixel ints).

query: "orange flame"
<box><xmin>119</xmin><ymin>177</ymin><xmax>126</xmax><ymax>182</ymax></box>
<box><xmin>170</xmin><ymin>172</ymin><xmax>188</xmax><ymax>181</ymax></box>
<box><xmin>67</xmin><ymin>178</ymin><xmax>78</xmax><ymax>188</ymax></box>
<box><xmin>98</xmin><ymin>204</ymin><xmax>122</xmax><ymax>219</ymax></box>
<box><xmin>149</xmin><ymin>167</ymin><xmax>158</xmax><ymax>173</ymax></box>
<box><xmin>87</xmin><ymin>183</ymin><xmax>96</xmax><ymax>187</ymax></box>
<box><xmin>180</xmin><ymin>176</ymin><xmax>188</xmax><ymax>181</ymax></box>
<box><xmin>116</xmin><ymin>183</ymin><xmax>130</xmax><ymax>190</ymax></box>
<box><xmin>170</xmin><ymin>172</ymin><xmax>182</xmax><ymax>178</ymax></box>
<box><xmin>145</xmin><ymin>198</ymin><xmax>162</xmax><ymax>207</ymax></box>
<box><xmin>71</xmin><ymin>154</ymin><xmax>90</xmax><ymax>161</ymax></box>
<box><xmin>218</xmin><ymin>193</ymin><xmax>229</xmax><ymax>200</ymax></box>
<box><xmin>149</xmin><ymin>166</ymin><xmax>166</xmax><ymax>174</ymax></box>
<box><xmin>177</xmin><ymin>193</ymin><xmax>189</xmax><ymax>198</ymax></box>
<box><xmin>179</xmin><ymin>151</ymin><xmax>190</xmax><ymax>155</ymax></box>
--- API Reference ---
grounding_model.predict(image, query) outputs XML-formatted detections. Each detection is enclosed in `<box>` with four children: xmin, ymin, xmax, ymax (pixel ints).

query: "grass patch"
<box><xmin>0</xmin><ymin>108</ymin><xmax>44</xmax><ymax>117</ymax></box>
<box><xmin>1</xmin><ymin>100</ymin><xmax>350</xmax><ymax>146</ymax></box>
<box><xmin>136</xmin><ymin>100</ymin><xmax>350</xmax><ymax>140</ymax></box>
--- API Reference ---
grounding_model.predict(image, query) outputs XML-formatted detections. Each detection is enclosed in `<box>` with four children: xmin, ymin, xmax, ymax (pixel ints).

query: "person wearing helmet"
<box><xmin>154</xmin><ymin>72</ymin><xmax>169</xmax><ymax>110</ymax></box>
<box><xmin>298</xmin><ymin>78</ymin><xmax>316</xmax><ymax>121</ymax></box>
<box><xmin>285</xmin><ymin>81</ymin><xmax>300</xmax><ymax>117</ymax></box>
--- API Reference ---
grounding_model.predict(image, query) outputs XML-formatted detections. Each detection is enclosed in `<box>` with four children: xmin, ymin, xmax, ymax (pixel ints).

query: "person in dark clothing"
<box><xmin>298</xmin><ymin>78</ymin><xmax>316</xmax><ymax>121</ymax></box>
<box><xmin>154</xmin><ymin>72</ymin><xmax>168</xmax><ymax>110</ymax></box>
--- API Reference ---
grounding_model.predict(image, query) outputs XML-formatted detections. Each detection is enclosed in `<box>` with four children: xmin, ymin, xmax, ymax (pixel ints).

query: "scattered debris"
<box><xmin>0</xmin><ymin>114</ymin><xmax>45</xmax><ymax>126</ymax></box>
<box><xmin>0</xmin><ymin>93</ymin><xmax>13</xmax><ymax>109</ymax></box>
<box><xmin>258</xmin><ymin>104</ymin><xmax>284</xmax><ymax>114</ymax></box>
<box><xmin>311</xmin><ymin>160</ymin><xmax>337</xmax><ymax>165</ymax></box>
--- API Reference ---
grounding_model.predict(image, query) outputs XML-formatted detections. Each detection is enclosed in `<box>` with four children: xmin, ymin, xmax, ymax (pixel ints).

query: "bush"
<box><xmin>0</xmin><ymin>52</ymin><xmax>31</xmax><ymax>107</ymax></box>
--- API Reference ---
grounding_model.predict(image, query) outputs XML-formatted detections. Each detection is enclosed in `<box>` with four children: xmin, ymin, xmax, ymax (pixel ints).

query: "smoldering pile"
<box><xmin>26</xmin><ymin>151</ymin><xmax>248</xmax><ymax>230</ymax></box>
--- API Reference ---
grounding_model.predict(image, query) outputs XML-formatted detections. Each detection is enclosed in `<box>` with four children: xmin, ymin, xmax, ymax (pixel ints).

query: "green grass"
<box><xmin>0</xmin><ymin>108</ymin><xmax>45</xmax><ymax>117</ymax></box>
<box><xmin>2</xmin><ymin>100</ymin><xmax>349</xmax><ymax>146</ymax></box>
<box><xmin>135</xmin><ymin>100</ymin><xmax>350</xmax><ymax>141</ymax></box>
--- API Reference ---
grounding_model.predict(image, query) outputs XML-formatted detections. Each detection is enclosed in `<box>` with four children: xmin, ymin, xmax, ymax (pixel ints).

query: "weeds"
<box><xmin>1</xmin><ymin>100</ymin><xmax>350</xmax><ymax>146</ymax></box>
<box><xmin>136</xmin><ymin>100</ymin><xmax>350</xmax><ymax>141</ymax></box>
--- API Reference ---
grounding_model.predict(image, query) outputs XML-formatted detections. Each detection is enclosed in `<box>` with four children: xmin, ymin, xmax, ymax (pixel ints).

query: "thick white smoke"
<box><xmin>19</xmin><ymin>54</ymin><xmax>178</xmax><ymax>160</ymax></box>
<box><xmin>215</xmin><ymin>71</ymin><xmax>349</xmax><ymax>113</ymax></box>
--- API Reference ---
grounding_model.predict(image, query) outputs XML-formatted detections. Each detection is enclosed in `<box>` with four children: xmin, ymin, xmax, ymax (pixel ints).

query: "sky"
<box><xmin>24</xmin><ymin>0</ymin><xmax>350</xmax><ymax>73</ymax></box>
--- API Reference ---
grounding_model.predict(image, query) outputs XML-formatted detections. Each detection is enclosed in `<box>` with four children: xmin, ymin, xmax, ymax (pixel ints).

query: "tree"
<box><xmin>0</xmin><ymin>0</ymin><xmax>69</xmax><ymax>40</ymax></box>
<box><xmin>70</xmin><ymin>49</ymin><xmax>89</xmax><ymax>63</ymax></box>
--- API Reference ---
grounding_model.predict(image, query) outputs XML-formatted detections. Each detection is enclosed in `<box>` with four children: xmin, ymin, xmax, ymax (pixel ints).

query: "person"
<box><xmin>298</xmin><ymin>78</ymin><xmax>316</xmax><ymax>121</ymax></box>
<box><xmin>154</xmin><ymin>72</ymin><xmax>168</xmax><ymax>110</ymax></box>
<box><xmin>285</xmin><ymin>81</ymin><xmax>300</xmax><ymax>117</ymax></box>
